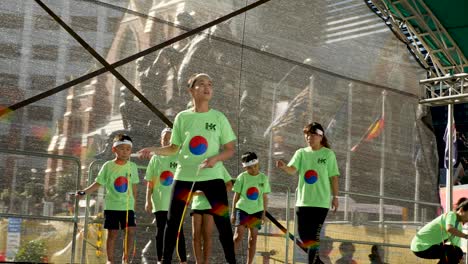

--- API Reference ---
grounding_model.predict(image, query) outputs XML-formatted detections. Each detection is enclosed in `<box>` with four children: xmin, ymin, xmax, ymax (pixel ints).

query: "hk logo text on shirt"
<box><xmin>205</xmin><ymin>123</ymin><xmax>216</xmax><ymax>131</ymax></box>
<box><xmin>317</xmin><ymin>158</ymin><xmax>326</xmax><ymax>164</ymax></box>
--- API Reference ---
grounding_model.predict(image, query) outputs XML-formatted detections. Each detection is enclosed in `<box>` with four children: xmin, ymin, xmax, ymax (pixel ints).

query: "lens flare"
<box><xmin>0</xmin><ymin>107</ymin><xmax>14</xmax><ymax>124</ymax></box>
<box><xmin>31</xmin><ymin>125</ymin><xmax>52</xmax><ymax>142</ymax></box>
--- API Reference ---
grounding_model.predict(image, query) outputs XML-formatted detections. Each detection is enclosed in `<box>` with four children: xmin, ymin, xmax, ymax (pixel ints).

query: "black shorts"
<box><xmin>104</xmin><ymin>210</ymin><xmax>136</xmax><ymax>230</ymax></box>
<box><xmin>190</xmin><ymin>209</ymin><xmax>212</xmax><ymax>216</ymax></box>
<box><xmin>234</xmin><ymin>209</ymin><xmax>263</xmax><ymax>229</ymax></box>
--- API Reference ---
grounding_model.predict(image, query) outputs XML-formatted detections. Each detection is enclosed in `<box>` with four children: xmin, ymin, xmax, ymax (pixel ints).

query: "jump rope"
<box><xmin>123</xmin><ymin>167</ymin><xmax>135</xmax><ymax>263</ymax></box>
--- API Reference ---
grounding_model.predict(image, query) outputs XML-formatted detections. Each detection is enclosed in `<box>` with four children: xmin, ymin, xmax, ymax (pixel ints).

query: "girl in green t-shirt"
<box><xmin>77</xmin><ymin>134</ymin><xmax>139</xmax><ymax>264</ymax></box>
<box><xmin>232</xmin><ymin>152</ymin><xmax>271</xmax><ymax>264</ymax></box>
<box><xmin>276</xmin><ymin>122</ymin><xmax>339</xmax><ymax>264</ymax></box>
<box><xmin>144</xmin><ymin>128</ymin><xmax>186</xmax><ymax>264</ymax></box>
<box><xmin>138</xmin><ymin>73</ymin><xmax>237</xmax><ymax>264</ymax></box>
<box><xmin>411</xmin><ymin>199</ymin><xmax>468</xmax><ymax>263</ymax></box>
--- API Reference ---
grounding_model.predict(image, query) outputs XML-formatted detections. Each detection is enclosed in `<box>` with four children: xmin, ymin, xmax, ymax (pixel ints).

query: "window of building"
<box><xmin>32</xmin><ymin>45</ymin><xmax>58</xmax><ymax>61</ymax></box>
<box><xmin>30</xmin><ymin>75</ymin><xmax>56</xmax><ymax>90</ymax></box>
<box><xmin>68</xmin><ymin>46</ymin><xmax>91</xmax><ymax>62</ymax></box>
<box><xmin>34</xmin><ymin>15</ymin><xmax>60</xmax><ymax>30</ymax></box>
<box><xmin>106</xmin><ymin>17</ymin><xmax>121</xmax><ymax>33</ymax></box>
<box><xmin>24</xmin><ymin>136</ymin><xmax>49</xmax><ymax>151</ymax></box>
<box><xmin>71</xmin><ymin>16</ymin><xmax>97</xmax><ymax>31</ymax></box>
<box><xmin>0</xmin><ymin>13</ymin><xmax>24</xmax><ymax>29</ymax></box>
<box><xmin>0</xmin><ymin>43</ymin><xmax>21</xmax><ymax>59</ymax></box>
<box><xmin>101</xmin><ymin>47</ymin><xmax>110</xmax><ymax>58</ymax></box>
<box><xmin>112</xmin><ymin>28</ymin><xmax>137</xmax><ymax>115</ymax></box>
<box><xmin>0</xmin><ymin>73</ymin><xmax>19</xmax><ymax>88</ymax></box>
<box><xmin>0</xmin><ymin>122</ymin><xmax>10</xmax><ymax>147</ymax></box>
<box><xmin>27</xmin><ymin>105</ymin><xmax>54</xmax><ymax>122</ymax></box>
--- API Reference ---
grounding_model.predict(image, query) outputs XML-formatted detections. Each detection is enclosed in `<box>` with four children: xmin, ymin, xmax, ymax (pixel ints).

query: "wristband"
<box><xmin>78</xmin><ymin>191</ymin><xmax>86</xmax><ymax>195</ymax></box>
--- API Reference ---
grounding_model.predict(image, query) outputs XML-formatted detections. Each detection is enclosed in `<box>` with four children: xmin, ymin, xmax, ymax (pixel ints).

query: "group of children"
<box><xmin>74</xmin><ymin>72</ymin><xmax>468</xmax><ymax>264</ymax></box>
<box><xmin>78</xmin><ymin>131</ymin><xmax>270</xmax><ymax>264</ymax></box>
<box><xmin>77</xmin><ymin>73</ymin><xmax>340</xmax><ymax>264</ymax></box>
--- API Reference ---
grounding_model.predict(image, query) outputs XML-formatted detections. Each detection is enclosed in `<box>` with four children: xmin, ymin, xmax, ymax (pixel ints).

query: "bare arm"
<box><xmin>145</xmin><ymin>181</ymin><xmax>153</xmax><ymax>213</ymax></box>
<box><xmin>447</xmin><ymin>225</ymin><xmax>468</xmax><ymax>239</ymax></box>
<box><xmin>77</xmin><ymin>181</ymin><xmax>101</xmax><ymax>198</ymax></box>
<box><xmin>330</xmin><ymin>176</ymin><xmax>339</xmax><ymax>212</ymax></box>
<box><xmin>225</xmin><ymin>181</ymin><xmax>233</xmax><ymax>192</ymax></box>
<box><xmin>138</xmin><ymin>144</ymin><xmax>180</xmax><ymax>159</ymax></box>
<box><xmin>201</xmin><ymin>141</ymin><xmax>235</xmax><ymax>168</ymax></box>
<box><xmin>276</xmin><ymin>160</ymin><xmax>297</xmax><ymax>175</ymax></box>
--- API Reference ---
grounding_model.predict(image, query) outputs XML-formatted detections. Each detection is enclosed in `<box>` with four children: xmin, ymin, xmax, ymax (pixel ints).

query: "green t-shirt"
<box><xmin>144</xmin><ymin>155</ymin><xmax>178</xmax><ymax>212</ymax></box>
<box><xmin>171</xmin><ymin>109</ymin><xmax>236</xmax><ymax>182</ymax></box>
<box><xmin>411</xmin><ymin>211</ymin><xmax>461</xmax><ymax>252</ymax></box>
<box><xmin>233</xmin><ymin>171</ymin><xmax>271</xmax><ymax>214</ymax></box>
<box><xmin>288</xmin><ymin>147</ymin><xmax>339</xmax><ymax>208</ymax></box>
<box><xmin>191</xmin><ymin>165</ymin><xmax>232</xmax><ymax>210</ymax></box>
<box><xmin>95</xmin><ymin>160</ymin><xmax>140</xmax><ymax>211</ymax></box>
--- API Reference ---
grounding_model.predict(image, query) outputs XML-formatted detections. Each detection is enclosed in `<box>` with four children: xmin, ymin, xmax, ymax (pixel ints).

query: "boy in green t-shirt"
<box><xmin>276</xmin><ymin>122</ymin><xmax>339</xmax><ymax>264</ymax></box>
<box><xmin>231</xmin><ymin>152</ymin><xmax>271</xmax><ymax>264</ymax></box>
<box><xmin>77</xmin><ymin>134</ymin><xmax>139</xmax><ymax>264</ymax></box>
<box><xmin>144</xmin><ymin>128</ymin><xmax>186</xmax><ymax>264</ymax></box>
<box><xmin>191</xmin><ymin>165</ymin><xmax>233</xmax><ymax>264</ymax></box>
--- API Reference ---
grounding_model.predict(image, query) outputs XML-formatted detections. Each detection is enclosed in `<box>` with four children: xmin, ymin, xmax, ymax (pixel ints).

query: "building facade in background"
<box><xmin>0</xmin><ymin>0</ymin><xmax>126</xmax><ymax>206</ymax></box>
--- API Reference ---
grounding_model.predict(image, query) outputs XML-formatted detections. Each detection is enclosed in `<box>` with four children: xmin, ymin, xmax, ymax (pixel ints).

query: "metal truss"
<box><xmin>370</xmin><ymin>0</ymin><xmax>468</xmax><ymax>78</ymax></box>
<box><xmin>419</xmin><ymin>73</ymin><xmax>468</xmax><ymax>105</ymax></box>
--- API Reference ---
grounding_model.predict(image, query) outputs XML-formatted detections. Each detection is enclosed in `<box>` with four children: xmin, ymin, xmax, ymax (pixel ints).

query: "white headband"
<box><xmin>188</xmin><ymin>73</ymin><xmax>212</xmax><ymax>88</ymax></box>
<box><xmin>315</xmin><ymin>129</ymin><xmax>324</xmax><ymax>136</ymax></box>
<box><xmin>113</xmin><ymin>140</ymin><xmax>133</xmax><ymax>148</ymax></box>
<box><xmin>161</xmin><ymin>127</ymin><xmax>172</xmax><ymax>136</ymax></box>
<box><xmin>242</xmin><ymin>159</ymin><xmax>259</xmax><ymax>168</ymax></box>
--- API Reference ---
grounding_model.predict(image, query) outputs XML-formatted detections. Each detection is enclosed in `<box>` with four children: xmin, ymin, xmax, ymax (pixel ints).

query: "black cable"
<box><xmin>265</xmin><ymin>211</ymin><xmax>307</xmax><ymax>253</ymax></box>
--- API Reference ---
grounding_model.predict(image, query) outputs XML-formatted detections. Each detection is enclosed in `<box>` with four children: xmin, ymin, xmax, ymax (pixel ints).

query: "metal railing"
<box><xmin>74</xmin><ymin>157</ymin><xmax>443</xmax><ymax>263</ymax></box>
<box><xmin>80</xmin><ymin>159</ymin><xmax>104</xmax><ymax>264</ymax></box>
<box><xmin>285</xmin><ymin>189</ymin><xmax>442</xmax><ymax>264</ymax></box>
<box><xmin>81</xmin><ymin>159</ymin><xmax>151</xmax><ymax>263</ymax></box>
<box><xmin>0</xmin><ymin>148</ymin><xmax>81</xmax><ymax>263</ymax></box>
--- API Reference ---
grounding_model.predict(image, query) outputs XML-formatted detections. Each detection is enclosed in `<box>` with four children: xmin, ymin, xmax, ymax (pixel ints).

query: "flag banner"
<box><xmin>264</xmin><ymin>86</ymin><xmax>311</xmax><ymax>137</ymax></box>
<box><xmin>325</xmin><ymin>100</ymin><xmax>348</xmax><ymax>144</ymax></box>
<box><xmin>443</xmin><ymin>118</ymin><xmax>457</xmax><ymax>169</ymax></box>
<box><xmin>351</xmin><ymin>115</ymin><xmax>384</xmax><ymax>152</ymax></box>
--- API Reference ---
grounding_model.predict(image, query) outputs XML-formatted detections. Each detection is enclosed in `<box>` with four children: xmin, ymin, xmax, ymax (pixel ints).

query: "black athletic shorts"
<box><xmin>234</xmin><ymin>209</ymin><xmax>263</xmax><ymax>229</ymax></box>
<box><xmin>104</xmin><ymin>210</ymin><xmax>136</xmax><ymax>230</ymax></box>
